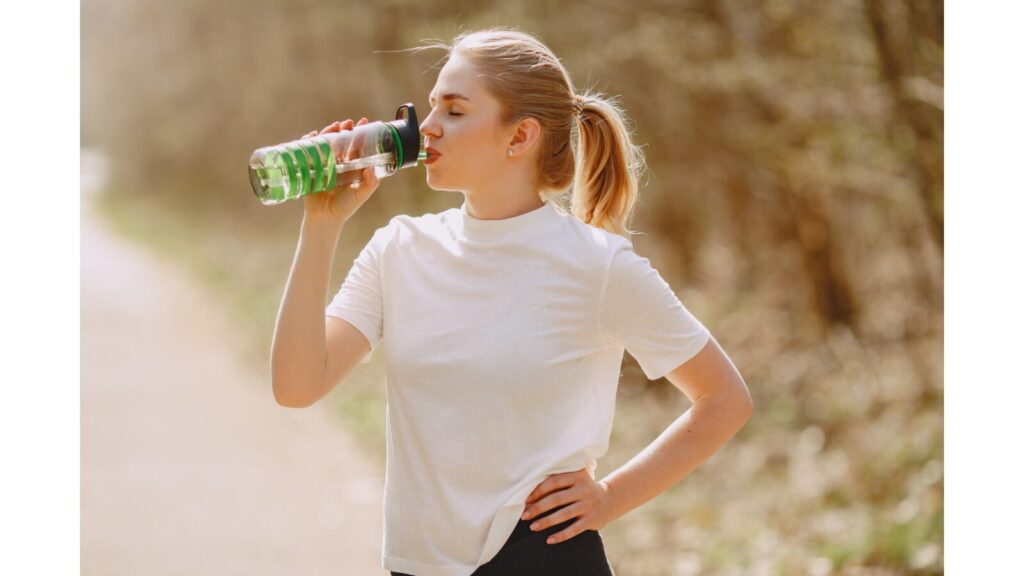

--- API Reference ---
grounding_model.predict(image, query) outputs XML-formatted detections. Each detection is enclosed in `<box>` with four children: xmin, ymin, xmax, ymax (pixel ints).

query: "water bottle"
<box><xmin>248</xmin><ymin>103</ymin><xmax>426</xmax><ymax>205</ymax></box>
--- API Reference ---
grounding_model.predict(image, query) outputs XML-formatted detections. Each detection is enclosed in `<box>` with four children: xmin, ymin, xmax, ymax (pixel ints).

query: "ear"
<box><xmin>507</xmin><ymin>116</ymin><xmax>543</xmax><ymax>157</ymax></box>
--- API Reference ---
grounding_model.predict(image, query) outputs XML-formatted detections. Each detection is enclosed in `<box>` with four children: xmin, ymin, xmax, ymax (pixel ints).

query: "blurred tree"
<box><xmin>866</xmin><ymin>0</ymin><xmax>944</xmax><ymax>249</ymax></box>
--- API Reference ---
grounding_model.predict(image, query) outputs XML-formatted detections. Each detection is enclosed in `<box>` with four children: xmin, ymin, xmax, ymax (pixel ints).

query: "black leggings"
<box><xmin>391</xmin><ymin>502</ymin><xmax>615</xmax><ymax>575</ymax></box>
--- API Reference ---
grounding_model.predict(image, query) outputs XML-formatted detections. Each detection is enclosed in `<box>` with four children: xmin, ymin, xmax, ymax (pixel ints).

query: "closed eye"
<box><xmin>428</xmin><ymin>104</ymin><xmax>462</xmax><ymax>117</ymax></box>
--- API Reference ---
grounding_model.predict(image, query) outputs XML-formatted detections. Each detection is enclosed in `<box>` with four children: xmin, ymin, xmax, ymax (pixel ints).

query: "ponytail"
<box><xmin>571</xmin><ymin>92</ymin><xmax>645</xmax><ymax>238</ymax></box>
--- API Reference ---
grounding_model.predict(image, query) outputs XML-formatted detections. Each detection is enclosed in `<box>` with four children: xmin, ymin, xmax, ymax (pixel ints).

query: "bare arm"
<box><xmin>270</xmin><ymin>216</ymin><xmax>346</xmax><ymax>408</ymax></box>
<box><xmin>269</xmin><ymin>118</ymin><xmax>382</xmax><ymax>408</ymax></box>
<box><xmin>599</xmin><ymin>335</ymin><xmax>754</xmax><ymax>522</ymax></box>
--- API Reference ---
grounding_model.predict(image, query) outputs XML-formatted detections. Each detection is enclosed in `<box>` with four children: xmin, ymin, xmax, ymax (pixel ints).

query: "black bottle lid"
<box><xmin>387</xmin><ymin>103</ymin><xmax>421</xmax><ymax>170</ymax></box>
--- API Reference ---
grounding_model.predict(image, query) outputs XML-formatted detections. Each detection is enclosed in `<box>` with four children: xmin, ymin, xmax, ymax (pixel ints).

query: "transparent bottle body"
<box><xmin>249</xmin><ymin>121</ymin><xmax>406</xmax><ymax>205</ymax></box>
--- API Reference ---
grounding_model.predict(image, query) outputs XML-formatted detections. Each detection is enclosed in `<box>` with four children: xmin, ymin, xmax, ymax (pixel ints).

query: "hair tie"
<box><xmin>572</xmin><ymin>95</ymin><xmax>586</xmax><ymax>118</ymax></box>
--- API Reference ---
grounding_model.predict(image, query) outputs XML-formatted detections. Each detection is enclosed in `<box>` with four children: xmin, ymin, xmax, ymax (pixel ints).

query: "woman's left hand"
<box><xmin>521</xmin><ymin>466</ymin><xmax>617</xmax><ymax>545</ymax></box>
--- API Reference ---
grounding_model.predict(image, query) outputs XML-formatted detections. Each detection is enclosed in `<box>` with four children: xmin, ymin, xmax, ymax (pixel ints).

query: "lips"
<box><xmin>424</xmin><ymin>146</ymin><xmax>442</xmax><ymax>165</ymax></box>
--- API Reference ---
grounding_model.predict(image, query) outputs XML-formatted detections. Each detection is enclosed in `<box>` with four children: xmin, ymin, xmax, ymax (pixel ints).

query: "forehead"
<box><xmin>429</xmin><ymin>54</ymin><xmax>480</xmax><ymax>101</ymax></box>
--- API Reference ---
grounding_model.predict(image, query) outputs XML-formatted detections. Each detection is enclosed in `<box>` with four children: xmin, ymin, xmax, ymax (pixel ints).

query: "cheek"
<box><xmin>458</xmin><ymin>122</ymin><xmax>502</xmax><ymax>162</ymax></box>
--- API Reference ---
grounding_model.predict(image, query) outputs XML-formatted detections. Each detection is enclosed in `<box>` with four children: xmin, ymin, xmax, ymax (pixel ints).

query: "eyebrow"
<box><xmin>428</xmin><ymin>92</ymin><xmax>471</xmax><ymax>105</ymax></box>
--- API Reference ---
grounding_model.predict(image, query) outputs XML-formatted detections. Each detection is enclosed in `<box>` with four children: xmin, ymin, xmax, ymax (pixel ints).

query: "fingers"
<box><xmin>362</xmin><ymin>166</ymin><xmax>379</xmax><ymax>185</ymax></box>
<box><xmin>527</xmin><ymin>471</ymin><xmax>577</xmax><ymax>504</ymax></box>
<box><xmin>522</xmin><ymin>484</ymin><xmax>579</xmax><ymax>521</ymax></box>
<box><xmin>545</xmin><ymin>517</ymin><xmax>590</xmax><ymax>545</ymax></box>
<box><xmin>319</xmin><ymin>119</ymin><xmax>354</xmax><ymax>134</ymax></box>
<box><xmin>525</xmin><ymin>501</ymin><xmax>585</xmax><ymax>533</ymax></box>
<box><xmin>345</xmin><ymin>117</ymin><xmax>369</xmax><ymax>161</ymax></box>
<box><xmin>307</xmin><ymin>117</ymin><xmax>364</xmax><ymax>142</ymax></box>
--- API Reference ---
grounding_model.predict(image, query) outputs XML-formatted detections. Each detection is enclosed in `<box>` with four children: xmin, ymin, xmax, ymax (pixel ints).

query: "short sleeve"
<box><xmin>599</xmin><ymin>242</ymin><xmax>711</xmax><ymax>380</ymax></box>
<box><xmin>325</xmin><ymin>219</ymin><xmax>394</xmax><ymax>364</ymax></box>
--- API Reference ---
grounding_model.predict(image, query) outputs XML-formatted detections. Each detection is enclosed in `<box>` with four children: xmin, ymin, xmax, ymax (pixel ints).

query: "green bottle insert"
<box><xmin>250</xmin><ymin>139</ymin><xmax>338</xmax><ymax>205</ymax></box>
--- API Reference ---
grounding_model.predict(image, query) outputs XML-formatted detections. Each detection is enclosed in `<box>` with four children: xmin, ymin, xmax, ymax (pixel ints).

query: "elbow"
<box><xmin>272</xmin><ymin>385</ymin><xmax>301</xmax><ymax>408</ymax></box>
<box><xmin>272</xmin><ymin>376</ymin><xmax>312</xmax><ymax>409</ymax></box>
<box><xmin>275</xmin><ymin>390</ymin><xmax>311</xmax><ymax>409</ymax></box>
<box><xmin>735</xmin><ymin>385</ymin><xmax>754</xmax><ymax>424</ymax></box>
<box><xmin>270</xmin><ymin>356</ymin><xmax>319</xmax><ymax>408</ymax></box>
<box><xmin>718</xmin><ymin>376</ymin><xmax>754</xmax><ymax>425</ymax></box>
<box><xmin>274</xmin><ymin>394</ymin><xmax>303</xmax><ymax>409</ymax></box>
<box><xmin>741</xmin><ymin>395</ymin><xmax>754</xmax><ymax>423</ymax></box>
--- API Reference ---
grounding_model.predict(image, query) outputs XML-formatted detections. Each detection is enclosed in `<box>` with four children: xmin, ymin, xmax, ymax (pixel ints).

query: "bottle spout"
<box><xmin>390</xmin><ymin>103</ymin><xmax>422</xmax><ymax>169</ymax></box>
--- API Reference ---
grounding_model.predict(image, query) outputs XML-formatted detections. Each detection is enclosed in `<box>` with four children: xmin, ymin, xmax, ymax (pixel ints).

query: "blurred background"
<box><xmin>81</xmin><ymin>0</ymin><xmax>943</xmax><ymax>574</ymax></box>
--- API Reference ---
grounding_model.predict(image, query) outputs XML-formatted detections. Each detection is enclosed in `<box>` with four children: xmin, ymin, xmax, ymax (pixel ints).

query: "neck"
<box><xmin>462</xmin><ymin>159</ymin><xmax>544</xmax><ymax>220</ymax></box>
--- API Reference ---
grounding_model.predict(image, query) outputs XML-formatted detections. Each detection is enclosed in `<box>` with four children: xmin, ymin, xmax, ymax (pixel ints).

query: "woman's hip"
<box><xmin>391</xmin><ymin>501</ymin><xmax>614</xmax><ymax>576</ymax></box>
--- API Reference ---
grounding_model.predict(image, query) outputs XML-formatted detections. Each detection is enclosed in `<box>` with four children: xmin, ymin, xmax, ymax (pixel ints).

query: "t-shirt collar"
<box><xmin>457</xmin><ymin>200</ymin><xmax>562</xmax><ymax>242</ymax></box>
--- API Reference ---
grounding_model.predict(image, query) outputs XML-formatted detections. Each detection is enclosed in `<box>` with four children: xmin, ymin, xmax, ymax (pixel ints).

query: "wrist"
<box><xmin>301</xmin><ymin>213</ymin><xmax>346</xmax><ymax>237</ymax></box>
<box><xmin>599</xmin><ymin>475</ymin><xmax>633</xmax><ymax>524</ymax></box>
<box><xmin>598</xmin><ymin>478</ymin><xmax>623</xmax><ymax>523</ymax></box>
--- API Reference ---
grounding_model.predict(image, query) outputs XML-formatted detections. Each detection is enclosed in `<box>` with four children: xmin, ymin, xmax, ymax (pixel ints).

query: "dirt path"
<box><xmin>81</xmin><ymin>149</ymin><xmax>387</xmax><ymax>575</ymax></box>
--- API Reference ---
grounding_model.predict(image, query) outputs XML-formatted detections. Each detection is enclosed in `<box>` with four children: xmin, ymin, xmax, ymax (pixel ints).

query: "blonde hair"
<box><xmin>412</xmin><ymin>27</ymin><xmax>646</xmax><ymax>238</ymax></box>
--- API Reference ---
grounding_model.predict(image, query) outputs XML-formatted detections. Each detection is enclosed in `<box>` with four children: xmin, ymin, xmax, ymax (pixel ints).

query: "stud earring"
<box><xmin>508</xmin><ymin>149</ymin><xmax>513</xmax><ymax>157</ymax></box>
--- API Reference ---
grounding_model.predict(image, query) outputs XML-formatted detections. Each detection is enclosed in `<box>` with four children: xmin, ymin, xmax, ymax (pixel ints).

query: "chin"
<box><xmin>424</xmin><ymin>171</ymin><xmax>465</xmax><ymax>193</ymax></box>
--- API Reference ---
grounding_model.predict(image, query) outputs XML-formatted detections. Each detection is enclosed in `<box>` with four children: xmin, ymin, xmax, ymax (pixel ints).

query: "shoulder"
<box><xmin>554</xmin><ymin>208</ymin><xmax>637</xmax><ymax>263</ymax></box>
<box><xmin>371</xmin><ymin>207</ymin><xmax>459</xmax><ymax>247</ymax></box>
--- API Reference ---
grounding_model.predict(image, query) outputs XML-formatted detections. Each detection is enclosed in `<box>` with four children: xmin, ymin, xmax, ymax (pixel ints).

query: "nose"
<box><xmin>420</xmin><ymin>107</ymin><xmax>441</xmax><ymax>140</ymax></box>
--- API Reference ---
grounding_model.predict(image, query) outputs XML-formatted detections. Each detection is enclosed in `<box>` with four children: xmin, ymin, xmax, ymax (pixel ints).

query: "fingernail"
<box><xmin>530</xmin><ymin>523</ymin><xmax>539</xmax><ymax>531</ymax></box>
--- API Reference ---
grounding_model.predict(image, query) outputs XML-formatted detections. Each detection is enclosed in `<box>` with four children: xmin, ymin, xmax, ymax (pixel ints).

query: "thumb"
<box><xmin>361</xmin><ymin>167</ymin><xmax>378</xmax><ymax>189</ymax></box>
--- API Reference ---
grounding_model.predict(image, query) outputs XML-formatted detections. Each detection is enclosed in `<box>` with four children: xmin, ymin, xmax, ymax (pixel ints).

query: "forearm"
<box><xmin>600</xmin><ymin>392</ymin><xmax>752</xmax><ymax>523</ymax></box>
<box><xmin>270</xmin><ymin>216</ymin><xmax>345</xmax><ymax>404</ymax></box>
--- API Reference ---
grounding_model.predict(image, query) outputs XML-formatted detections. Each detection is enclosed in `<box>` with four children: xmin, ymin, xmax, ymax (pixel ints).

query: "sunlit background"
<box><xmin>82</xmin><ymin>1</ymin><xmax>943</xmax><ymax>574</ymax></box>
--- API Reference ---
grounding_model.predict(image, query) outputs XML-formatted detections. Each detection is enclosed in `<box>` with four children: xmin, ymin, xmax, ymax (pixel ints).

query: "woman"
<box><xmin>271</xmin><ymin>28</ymin><xmax>753</xmax><ymax>576</ymax></box>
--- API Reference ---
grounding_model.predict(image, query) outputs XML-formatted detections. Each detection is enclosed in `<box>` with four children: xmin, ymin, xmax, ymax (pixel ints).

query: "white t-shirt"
<box><xmin>326</xmin><ymin>200</ymin><xmax>710</xmax><ymax>576</ymax></box>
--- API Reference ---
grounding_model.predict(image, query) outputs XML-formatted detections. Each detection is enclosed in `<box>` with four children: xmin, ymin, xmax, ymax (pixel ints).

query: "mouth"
<box><xmin>424</xmin><ymin>146</ymin><xmax>442</xmax><ymax>165</ymax></box>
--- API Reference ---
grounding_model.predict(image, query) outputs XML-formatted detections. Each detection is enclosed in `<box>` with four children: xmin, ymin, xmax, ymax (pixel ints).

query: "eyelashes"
<box><xmin>428</xmin><ymin>105</ymin><xmax>462</xmax><ymax>117</ymax></box>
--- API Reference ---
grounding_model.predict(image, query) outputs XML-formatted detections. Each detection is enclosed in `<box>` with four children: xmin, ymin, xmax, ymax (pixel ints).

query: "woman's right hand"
<box><xmin>299</xmin><ymin>117</ymin><xmax>381</xmax><ymax>226</ymax></box>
